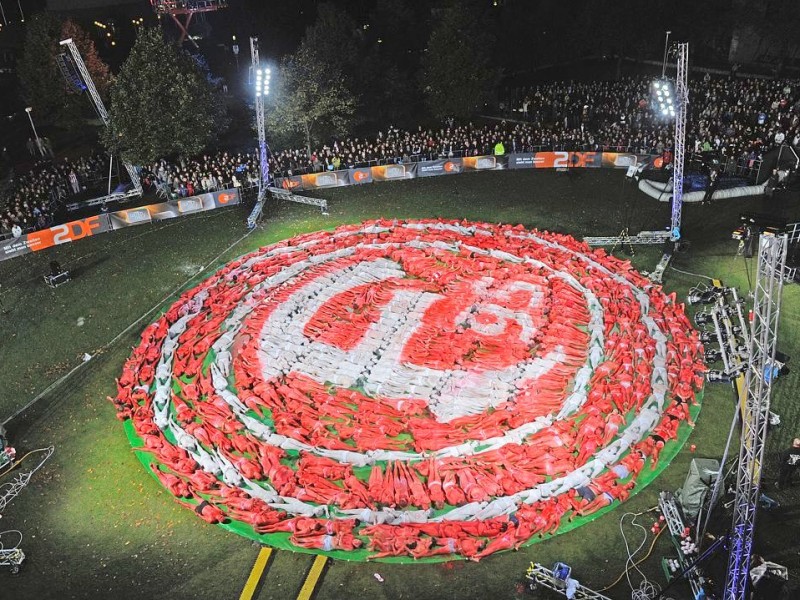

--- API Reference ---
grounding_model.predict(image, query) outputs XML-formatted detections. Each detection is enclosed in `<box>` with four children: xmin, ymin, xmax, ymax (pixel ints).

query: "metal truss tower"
<box><xmin>671</xmin><ymin>42</ymin><xmax>689</xmax><ymax>241</ymax></box>
<box><xmin>723</xmin><ymin>233</ymin><xmax>788</xmax><ymax>600</ymax></box>
<box><xmin>59</xmin><ymin>38</ymin><xmax>142</xmax><ymax>197</ymax></box>
<box><xmin>250</xmin><ymin>36</ymin><xmax>269</xmax><ymax>203</ymax></box>
<box><xmin>151</xmin><ymin>0</ymin><xmax>228</xmax><ymax>48</ymax></box>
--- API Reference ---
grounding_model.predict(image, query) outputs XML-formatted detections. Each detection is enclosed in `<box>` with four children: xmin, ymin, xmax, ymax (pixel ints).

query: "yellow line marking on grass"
<box><xmin>239</xmin><ymin>546</ymin><xmax>273</xmax><ymax>600</ymax></box>
<box><xmin>296</xmin><ymin>555</ymin><xmax>328</xmax><ymax>600</ymax></box>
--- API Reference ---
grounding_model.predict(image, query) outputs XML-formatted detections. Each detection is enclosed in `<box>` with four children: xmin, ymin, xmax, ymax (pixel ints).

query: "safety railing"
<box><xmin>687</xmin><ymin>152</ymin><xmax>763</xmax><ymax>183</ymax></box>
<box><xmin>270</xmin><ymin>144</ymin><xmax>655</xmax><ymax>179</ymax></box>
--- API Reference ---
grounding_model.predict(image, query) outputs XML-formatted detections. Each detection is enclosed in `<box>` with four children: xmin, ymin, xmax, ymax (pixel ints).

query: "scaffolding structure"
<box><xmin>151</xmin><ymin>0</ymin><xmax>228</xmax><ymax>47</ymax></box>
<box><xmin>671</xmin><ymin>42</ymin><xmax>689</xmax><ymax>241</ymax></box>
<box><xmin>723</xmin><ymin>233</ymin><xmax>788</xmax><ymax>600</ymax></box>
<box><xmin>585</xmin><ymin>43</ymin><xmax>689</xmax><ymax>285</ymax></box>
<box><xmin>251</xmin><ymin>37</ymin><xmax>269</xmax><ymax>203</ymax></box>
<box><xmin>244</xmin><ymin>36</ymin><xmax>270</xmax><ymax>230</ymax></box>
<box><xmin>58</xmin><ymin>39</ymin><xmax>142</xmax><ymax>198</ymax></box>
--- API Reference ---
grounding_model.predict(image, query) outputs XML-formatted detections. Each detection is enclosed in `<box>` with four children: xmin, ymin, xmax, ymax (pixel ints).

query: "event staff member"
<box><xmin>776</xmin><ymin>438</ymin><xmax>800</xmax><ymax>489</ymax></box>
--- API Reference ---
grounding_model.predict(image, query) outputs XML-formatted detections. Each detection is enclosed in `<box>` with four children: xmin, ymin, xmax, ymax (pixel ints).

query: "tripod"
<box><xmin>612</xmin><ymin>174</ymin><xmax>638</xmax><ymax>256</ymax></box>
<box><xmin>610</xmin><ymin>228</ymin><xmax>636</xmax><ymax>256</ymax></box>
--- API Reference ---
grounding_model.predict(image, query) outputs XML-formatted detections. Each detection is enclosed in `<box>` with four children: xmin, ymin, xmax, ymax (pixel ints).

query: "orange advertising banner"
<box><xmin>1</xmin><ymin>215</ymin><xmax>111</xmax><ymax>260</ymax></box>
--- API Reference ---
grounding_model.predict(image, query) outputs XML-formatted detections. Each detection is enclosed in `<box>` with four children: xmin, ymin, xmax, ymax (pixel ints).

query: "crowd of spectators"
<box><xmin>1</xmin><ymin>154</ymin><xmax>107</xmax><ymax>238</ymax></box>
<box><xmin>3</xmin><ymin>72</ymin><xmax>799</xmax><ymax>237</ymax></box>
<box><xmin>140</xmin><ymin>152</ymin><xmax>260</xmax><ymax>199</ymax></box>
<box><xmin>270</xmin><ymin>74</ymin><xmax>799</xmax><ymax>177</ymax></box>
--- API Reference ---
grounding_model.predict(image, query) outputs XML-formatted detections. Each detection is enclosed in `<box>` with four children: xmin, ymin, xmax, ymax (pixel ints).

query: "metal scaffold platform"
<box><xmin>723</xmin><ymin>233</ymin><xmax>788</xmax><ymax>600</ymax></box>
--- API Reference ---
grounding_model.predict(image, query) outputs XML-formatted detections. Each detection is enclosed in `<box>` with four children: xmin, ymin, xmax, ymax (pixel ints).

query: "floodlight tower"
<box><xmin>250</xmin><ymin>36</ymin><xmax>270</xmax><ymax>203</ymax></box>
<box><xmin>723</xmin><ymin>232</ymin><xmax>788</xmax><ymax>600</ymax></box>
<box><xmin>671</xmin><ymin>42</ymin><xmax>689</xmax><ymax>241</ymax></box>
<box><xmin>151</xmin><ymin>0</ymin><xmax>228</xmax><ymax>48</ymax></box>
<box><xmin>59</xmin><ymin>38</ymin><xmax>142</xmax><ymax>196</ymax></box>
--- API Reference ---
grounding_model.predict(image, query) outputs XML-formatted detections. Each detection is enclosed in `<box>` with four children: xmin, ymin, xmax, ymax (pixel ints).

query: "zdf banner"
<box><xmin>0</xmin><ymin>215</ymin><xmax>111</xmax><ymax>261</ymax></box>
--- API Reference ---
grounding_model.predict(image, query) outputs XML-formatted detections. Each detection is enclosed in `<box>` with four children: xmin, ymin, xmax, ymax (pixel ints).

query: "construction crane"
<box><xmin>723</xmin><ymin>232</ymin><xmax>788</xmax><ymax>600</ymax></box>
<box><xmin>151</xmin><ymin>0</ymin><xmax>228</xmax><ymax>48</ymax></box>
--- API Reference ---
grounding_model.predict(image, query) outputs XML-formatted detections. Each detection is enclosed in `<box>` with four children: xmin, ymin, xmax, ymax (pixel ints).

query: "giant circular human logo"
<box><xmin>112</xmin><ymin>220</ymin><xmax>703</xmax><ymax>561</ymax></box>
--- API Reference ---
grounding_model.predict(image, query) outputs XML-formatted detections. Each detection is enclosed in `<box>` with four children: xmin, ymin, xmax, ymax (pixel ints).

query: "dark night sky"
<box><xmin>32</xmin><ymin>1</ymin><xmax>377</xmax><ymax>58</ymax></box>
<box><xmin>45</xmin><ymin>0</ymin><xmax>144</xmax><ymax>9</ymax></box>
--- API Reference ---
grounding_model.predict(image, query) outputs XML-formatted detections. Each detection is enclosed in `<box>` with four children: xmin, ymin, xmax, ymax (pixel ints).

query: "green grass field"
<box><xmin>2</xmin><ymin>169</ymin><xmax>799</xmax><ymax>600</ymax></box>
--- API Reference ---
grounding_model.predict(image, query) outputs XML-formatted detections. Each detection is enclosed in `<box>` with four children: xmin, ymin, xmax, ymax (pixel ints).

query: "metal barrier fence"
<box><xmin>687</xmin><ymin>152</ymin><xmax>763</xmax><ymax>183</ymax></box>
<box><xmin>270</xmin><ymin>144</ymin><xmax>652</xmax><ymax>179</ymax></box>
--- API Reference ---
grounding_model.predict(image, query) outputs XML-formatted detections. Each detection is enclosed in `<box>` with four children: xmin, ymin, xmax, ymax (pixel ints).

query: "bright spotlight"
<box><xmin>254</xmin><ymin>66</ymin><xmax>271</xmax><ymax>98</ymax></box>
<box><xmin>651</xmin><ymin>77</ymin><xmax>676</xmax><ymax>120</ymax></box>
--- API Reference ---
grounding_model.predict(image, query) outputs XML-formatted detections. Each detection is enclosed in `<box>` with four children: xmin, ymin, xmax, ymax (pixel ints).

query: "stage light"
<box><xmin>254</xmin><ymin>66</ymin><xmax>271</xmax><ymax>97</ymax></box>
<box><xmin>651</xmin><ymin>77</ymin><xmax>676</xmax><ymax>120</ymax></box>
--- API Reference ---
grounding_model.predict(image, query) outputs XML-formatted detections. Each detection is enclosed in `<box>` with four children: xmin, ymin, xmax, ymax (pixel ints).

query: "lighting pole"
<box><xmin>670</xmin><ymin>42</ymin><xmax>689</xmax><ymax>242</ymax></box>
<box><xmin>250</xmin><ymin>36</ymin><xmax>271</xmax><ymax>202</ymax></box>
<box><xmin>232</xmin><ymin>35</ymin><xmax>239</xmax><ymax>70</ymax></box>
<box><xmin>661</xmin><ymin>31</ymin><xmax>671</xmax><ymax>78</ymax></box>
<box><xmin>24</xmin><ymin>107</ymin><xmax>45</xmax><ymax>157</ymax></box>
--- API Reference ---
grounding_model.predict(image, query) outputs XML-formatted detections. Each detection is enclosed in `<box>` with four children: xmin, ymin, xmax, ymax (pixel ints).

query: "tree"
<box><xmin>60</xmin><ymin>19</ymin><xmax>112</xmax><ymax>100</ymax></box>
<box><xmin>17</xmin><ymin>15</ymin><xmax>115</xmax><ymax>130</ymax></box>
<box><xmin>265</xmin><ymin>44</ymin><xmax>356</xmax><ymax>156</ymax></box>
<box><xmin>302</xmin><ymin>1</ymin><xmax>360</xmax><ymax>78</ymax></box>
<box><xmin>418</xmin><ymin>1</ymin><xmax>499</xmax><ymax>120</ymax></box>
<box><xmin>102</xmin><ymin>28</ymin><xmax>228</xmax><ymax>165</ymax></box>
<box><xmin>17</xmin><ymin>12</ymin><xmax>65</xmax><ymax>123</ymax></box>
<box><xmin>356</xmin><ymin>0</ymin><xmax>430</xmax><ymax>128</ymax></box>
<box><xmin>752</xmin><ymin>0</ymin><xmax>800</xmax><ymax>69</ymax></box>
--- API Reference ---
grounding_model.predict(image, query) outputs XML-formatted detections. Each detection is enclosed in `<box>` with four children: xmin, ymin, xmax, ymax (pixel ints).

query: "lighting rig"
<box><xmin>666</xmin><ymin>234</ymin><xmax>790</xmax><ymax>600</ymax></box>
<box><xmin>722</xmin><ymin>233</ymin><xmax>788</xmax><ymax>600</ymax></box>
<box><xmin>246</xmin><ymin>39</ymin><xmax>328</xmax><ymax>229</ymax></box>
<box><xmin>246</xmin><ymin>36</ymin><xmax>269</xmax><ymax>229</ymax></box>
<box><xmin>583</xmin><ymin>42</ymin><xmax>689</xmax><ymax>283</ymax></box>
<box><xmin>650</xmin><ymin>79</ymin><xmax>676</xmax><ymax>120</ymax></box>
<box><xmin>58</xmin><ymin>38</ymin><xmax>142</xmax><ymax>204</ymax></box>
<box><xmin>688</xmin><ymin>281</ymin><xmax>751</xmax><ymax>383</ymax></box>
